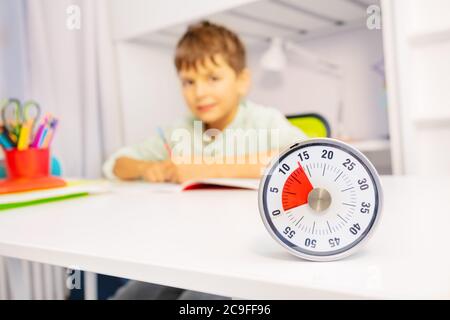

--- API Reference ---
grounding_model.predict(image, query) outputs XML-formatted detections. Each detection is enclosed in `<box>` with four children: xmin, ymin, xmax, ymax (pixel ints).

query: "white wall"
<box><xmin>0</xmin><ymin>0</ymin><xmax>27</xmax><ymax>99</ymax></box>
<box><xmin>115</xmin><ymin>27</ymin><xmax>387</xmax><ymax>145</ymax></box>
<box><xmin>0</xmin><ymin>0</ymin><xmax>28</xmax><ymax>162</ymax></box>
<box><xmin>116</xmin><ymin>42</ymin><xmax>186</xmax><ymax>145</ymax></box>
<box><xmin>247</xmin><ymin>46</ymin><xmax>341</xmax><ymax>134</ymax></box>
<box><xmin>248</xmin><ymin>28</ymin><xmax>388</xmax><ymax>141</ymax></box>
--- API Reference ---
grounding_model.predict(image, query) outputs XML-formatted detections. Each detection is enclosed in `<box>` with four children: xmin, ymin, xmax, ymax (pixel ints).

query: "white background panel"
<box><xmin>237</xmin><ymin>1</ymin><xmax>329</xmax><ymax>30</ymax></box>
<box><xmin>282</xmin><ymin>0</ymin><xmax>366</xmax><ymax>22</ymax></box>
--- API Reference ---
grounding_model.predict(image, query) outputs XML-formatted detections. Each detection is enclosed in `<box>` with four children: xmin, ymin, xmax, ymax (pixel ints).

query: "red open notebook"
<box><xmin>160</xmin><ymin>178</ymin><xmax>260</xmax><ymax>191</ymax></box>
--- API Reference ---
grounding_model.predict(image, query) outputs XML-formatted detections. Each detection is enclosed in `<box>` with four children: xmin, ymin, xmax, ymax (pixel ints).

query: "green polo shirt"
<box><xmin>102</xmin><ymin>100</ymin><xmax>306</xmax><ymax>180</ymax></box>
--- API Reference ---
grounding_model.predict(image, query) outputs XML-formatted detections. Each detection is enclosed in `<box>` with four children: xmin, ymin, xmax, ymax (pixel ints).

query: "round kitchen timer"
<box><xmin>258</xmin><ymin>138</ymin><xmax>383</xmax><ymax>261</ymax></box>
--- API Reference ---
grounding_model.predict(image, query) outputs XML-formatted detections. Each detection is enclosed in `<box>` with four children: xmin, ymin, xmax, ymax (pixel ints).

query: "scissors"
<box><xmin>1</xmin><ymin>98</ymin><xmax>41</xmax><ymax>139</ymax></box>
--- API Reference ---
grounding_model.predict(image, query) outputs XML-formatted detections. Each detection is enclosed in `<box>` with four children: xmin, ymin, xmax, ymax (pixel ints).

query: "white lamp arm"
<box><xmin>285</xmin><ymin>41</ymin><xmax>341</xmax><ymax>76</ymax></box>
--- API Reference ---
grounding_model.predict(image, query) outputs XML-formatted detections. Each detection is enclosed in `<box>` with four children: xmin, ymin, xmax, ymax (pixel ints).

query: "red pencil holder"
<box><xmin>0</xmin><ymin>148</ymin><xmax>66</xmax><ymax>194</ymax></box>
<box><xmin>4</xmin><ymin>148</ymin><xmax>50</xmax><ymax>179</ymax></box>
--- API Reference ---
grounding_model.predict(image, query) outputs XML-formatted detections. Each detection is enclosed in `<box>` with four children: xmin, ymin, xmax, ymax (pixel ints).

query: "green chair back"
<box><xmin>287</xmin><ymin>113</ymin><xmax>331</xmax><ymax>138</ymax></box>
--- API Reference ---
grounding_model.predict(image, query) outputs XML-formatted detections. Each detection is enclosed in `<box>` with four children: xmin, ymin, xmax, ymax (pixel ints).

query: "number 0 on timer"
<box><xmin>258</xmin><ymin>138</ymin><xmax>383</xmax><ymax>261</ymax></box>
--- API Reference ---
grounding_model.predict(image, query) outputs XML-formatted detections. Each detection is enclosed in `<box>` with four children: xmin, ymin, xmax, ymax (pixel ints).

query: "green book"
<box><xmin>0</xmin><ymin>181</ymin><xmax>110</xmax><ymax>210</ymax></box>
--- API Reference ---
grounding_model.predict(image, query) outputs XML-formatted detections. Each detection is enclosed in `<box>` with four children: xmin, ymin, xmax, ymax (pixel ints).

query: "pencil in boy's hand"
<box><xmin>156</xmin><ymin>127</ymin><xmax>172</xmax><ymax>157</ymax></box>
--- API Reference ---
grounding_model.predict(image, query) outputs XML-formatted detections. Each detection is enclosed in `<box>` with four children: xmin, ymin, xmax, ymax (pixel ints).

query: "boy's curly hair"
<box><xmin>175</xmin><ymin>21</ymin><xmax>246</xmax><ymax>74</ymax></box>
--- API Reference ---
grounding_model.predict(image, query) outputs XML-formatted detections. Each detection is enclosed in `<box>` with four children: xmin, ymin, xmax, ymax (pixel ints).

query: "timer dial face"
<box><xmin>259</xmin><ymin>139</ymin><xmax>382</xmax><ymax>261</ymax></box>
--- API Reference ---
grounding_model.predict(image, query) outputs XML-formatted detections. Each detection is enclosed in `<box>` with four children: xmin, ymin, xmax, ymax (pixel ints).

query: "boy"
<box><xmin>104</xmin><ymin>21</ymin><xmax>306</xmax><ymax>300</ymax></box>
<box><xmin>103</xmin><ymin>21</ymin><xmax>306</xmax><ymax>183</ymax></box>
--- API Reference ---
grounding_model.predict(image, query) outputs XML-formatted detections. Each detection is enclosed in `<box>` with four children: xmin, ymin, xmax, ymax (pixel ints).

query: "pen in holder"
<box><xmin>0</xmin><ymin>98</ymin><xmax>65</xmax><ymax>194</ymax></box>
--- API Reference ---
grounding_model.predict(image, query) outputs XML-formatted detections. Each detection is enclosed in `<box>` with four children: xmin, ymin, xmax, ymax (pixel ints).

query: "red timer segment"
<box><xmin>282</xmin><ymin>162</ymin><xmax>314</xmax><ymax>211</ymax></box>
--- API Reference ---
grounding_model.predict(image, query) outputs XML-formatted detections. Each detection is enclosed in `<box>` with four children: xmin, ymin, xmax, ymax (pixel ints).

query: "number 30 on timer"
<box><xmin>258</xmin><ymin>138</ymin><xmax>383</xmax><ymax>261</ymax></box>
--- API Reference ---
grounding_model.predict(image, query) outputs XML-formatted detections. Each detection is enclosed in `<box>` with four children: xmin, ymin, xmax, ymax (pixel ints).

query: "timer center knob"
<box><xmin>307</xmin><ymin>188</ymin><xmax>332</xmax><ymax>213</ymax></box>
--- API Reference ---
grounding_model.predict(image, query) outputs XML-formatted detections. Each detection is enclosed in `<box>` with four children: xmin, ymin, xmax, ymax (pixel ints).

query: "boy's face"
<box><xmin>178</xmin><ymin>54</ymin><xmax>250</xmax><ymax>130</ymax></box>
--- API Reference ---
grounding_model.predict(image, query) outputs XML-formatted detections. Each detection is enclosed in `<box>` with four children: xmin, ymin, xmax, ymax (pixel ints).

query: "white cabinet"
<box><xmin>408</xmin><ymin>0</ymin><xmax>450</xmax><ymax>35</ymax></box>
<box><xmin>382</xmin><ymin>0</ymin><xmax>450</xmax><ymax>175</ymax></box>
<box><xmin>109</xmin><ymin>0</ymin><xmax>256</xmax><ymax>40</ymax></box>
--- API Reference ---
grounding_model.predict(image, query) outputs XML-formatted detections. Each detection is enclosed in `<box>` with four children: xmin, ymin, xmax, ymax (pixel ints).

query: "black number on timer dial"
<box><xmin>284</xmin><ymin>227</ymin><xmax>295</xmax><ymax>239</ymax></box>
<box><xmin>321</xmin><ymin>150</ymin><xmax>334</xmax><ymax>159</ymax></box>
<box><xmin>298</xmin><ymin>151</ymin><xmax>309</xmax><ymax>161</ymax></box>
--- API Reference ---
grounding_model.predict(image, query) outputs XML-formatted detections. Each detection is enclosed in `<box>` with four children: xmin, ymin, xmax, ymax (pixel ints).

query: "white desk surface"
<box><xmin>0</xmin><ymin>176</ymin><xmax>449</xmax><ymax>299</ymax></box>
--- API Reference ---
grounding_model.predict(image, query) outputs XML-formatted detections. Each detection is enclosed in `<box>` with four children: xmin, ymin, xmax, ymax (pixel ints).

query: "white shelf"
<box><xmin>347</xmin><ymin>139</ymin><xmax>390</xmax><ymax>153</ymax></box>
<box><xmin>413</xmin><ymin>115</ymin><xmax>450</xmax><ymax>129</ymax></box>
<box><xmin>408</xmin><ymin>28</ymin><xmax>450</xmax><ymax>47</ymax></box>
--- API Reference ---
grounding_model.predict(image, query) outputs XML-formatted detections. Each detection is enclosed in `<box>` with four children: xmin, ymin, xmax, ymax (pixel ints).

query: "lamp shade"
<box><xmin>260</xmin><ymin>38</ymin><xmax>286</xmax><ymax>72</ymax></box>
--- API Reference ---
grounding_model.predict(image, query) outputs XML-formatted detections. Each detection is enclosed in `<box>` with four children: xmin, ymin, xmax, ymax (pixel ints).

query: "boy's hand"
<box><xmin>113</xmin><ymin>157</ymin><xmax>151</xmax><ymax>180</ymax></box>
<box><xmin>113</xmin><ymin>158</ymin><xmax>219</xmax><ymax>183</ymax></box>
<box><xmin>141</xmin><ymin>160</ymin><xmax>177</xmax><ymax>183</ymax></box>
<box><xmin>170</xmin><ymin>163</ymin><xmax>216</xmax><ymax>184</ymax></box>
<box><xmin>169</xmin><ymin>156</ymin><xmax>269</xmax><ymax>183</ymax></box>
<box><xmin>115</xmin><ymin>153</ymin><xmax>270</xmax><ymax>183</ymax></box>
<box><xmin>143</xmin><ymin>161</ymin><xmax>216</xmax><ymax>184</ymax></box>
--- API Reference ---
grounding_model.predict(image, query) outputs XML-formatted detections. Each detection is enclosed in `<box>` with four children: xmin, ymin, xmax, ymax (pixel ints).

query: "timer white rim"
<box><xmin>258</xmin><ymin>138</ymin><xmax>383</xmax><ymax>262</ymax></box>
